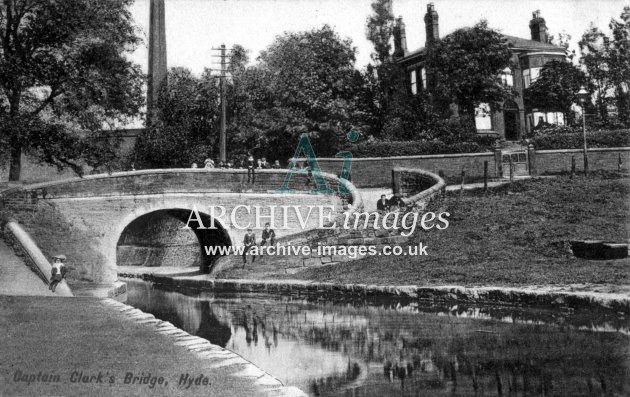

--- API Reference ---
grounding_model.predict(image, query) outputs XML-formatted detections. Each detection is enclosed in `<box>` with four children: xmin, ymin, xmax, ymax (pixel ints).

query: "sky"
<box><xmin>127</xmin><ymin>0</ymin><xmax>628</xmax><ymax>75</ymax></box>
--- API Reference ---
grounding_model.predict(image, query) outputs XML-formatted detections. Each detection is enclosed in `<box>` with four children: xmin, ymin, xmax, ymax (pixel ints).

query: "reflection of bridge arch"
<box><xmin>116</xmin><ymin>208</ymin><xmax>232</xmax><ymax>272</ymax></box>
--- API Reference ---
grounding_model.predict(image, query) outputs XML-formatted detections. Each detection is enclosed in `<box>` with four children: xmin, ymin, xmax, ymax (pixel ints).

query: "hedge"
<box><xmin>347</xmin><ymin>138</ymin><xmax>496</xmax><ymax>158</ymax></box>
<box><xmin>532</xmin><ymin>129</ymin><xmax>630</xmax><ymax>150</ymax></box>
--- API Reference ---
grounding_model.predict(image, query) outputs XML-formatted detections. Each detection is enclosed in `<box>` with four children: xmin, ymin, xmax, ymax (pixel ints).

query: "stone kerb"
<box><xmin>392</xmin><ymin>167</ymin><xmax>446</xmax><ymax>208</ymax></box>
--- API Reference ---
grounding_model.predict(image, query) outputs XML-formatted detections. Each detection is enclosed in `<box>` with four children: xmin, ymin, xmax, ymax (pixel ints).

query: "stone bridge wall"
<box><xmin>0</xmin><ymin>169</ymin><xmax>357</xmax><ymax>288</ymax></box>
<box><xmin>212</xmin><ymin>168</ymin><xmax>446</xmax><ymax>277</ymax></box>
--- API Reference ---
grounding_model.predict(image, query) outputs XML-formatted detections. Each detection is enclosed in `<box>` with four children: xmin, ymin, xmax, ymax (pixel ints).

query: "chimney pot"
<box><xmin>529</xmin><ymin>10</ymin><xmax>548</xmax><ymax>43</ymax></box>
<box><xmin>424</xmin><ymin>3</ymin><xmax>439</xmax><ymax>46</ymax></box>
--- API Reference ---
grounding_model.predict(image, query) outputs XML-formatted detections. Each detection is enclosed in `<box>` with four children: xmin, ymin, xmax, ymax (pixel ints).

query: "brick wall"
<box><xmin>306</xmin><ymin>153</ymin><xmax>496</xmax><ymax>188</ymax></box>
<box><xmin>0</xmin><ymin>130</ymin><xmax>139</xmax><ymax>184</ymax></box>
<box><xmin>534</xmin><ymin>147</ymin><xmax>630</xmax><ymax>175</ymax></box>
<box><xmin>305</xmin><ymin>147</ymin><xmax>630</xmax><ymax>188</ymax></box>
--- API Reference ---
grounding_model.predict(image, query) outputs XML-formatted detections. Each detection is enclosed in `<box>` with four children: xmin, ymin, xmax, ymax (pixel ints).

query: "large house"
<box><xmin>393</xmin><ymin>3</ymin><xmax>568</xmax><ymax>141</ymax></box>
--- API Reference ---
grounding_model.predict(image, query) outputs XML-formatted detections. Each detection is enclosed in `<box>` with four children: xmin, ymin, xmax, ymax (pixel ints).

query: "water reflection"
<box><xmin>125</xmin><ymin>280</ymin><xmax>630</xmax><ymax>397</ymax></box>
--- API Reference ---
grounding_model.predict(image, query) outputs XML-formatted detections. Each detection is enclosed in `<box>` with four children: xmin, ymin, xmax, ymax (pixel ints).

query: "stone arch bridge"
<box><xmin>0</xmin><ymin>169</ymin><xmax>360</xmax><ymax>289</ymax></box>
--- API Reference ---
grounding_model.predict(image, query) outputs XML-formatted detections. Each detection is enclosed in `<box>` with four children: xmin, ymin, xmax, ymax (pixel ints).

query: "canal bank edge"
<box><xmin>119</xmin><ymin>273</ymin><xmax>630</xmax><ymax>315</ymax></box>
<box><xmin>99</xmin><ymin>298</ymin><xmax>307</xmax><ymax>397</ymax></box>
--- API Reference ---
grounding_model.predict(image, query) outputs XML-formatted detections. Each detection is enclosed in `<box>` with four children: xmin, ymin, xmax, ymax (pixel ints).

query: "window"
<box><xmin>523</xmin><ymin>69</ymin><xmax>530</xmax><ymax>88</ymax></box>
<box><xmin>531</xmin><ymin>111</ymin><xmax>565</xmax><ymax>127</ymax></box>
<box><xmin>475</xmin><ymin>103</ymin><xmax>492</xmax><ymax>130</ymax></box>
<box><xmin>530</xmin><ymin>67</ymin><xmax>541</xmax><ymax>82</ymax></box>
<box><xmin>500</xmin><ymin>67</ymin><xmax>513</xmax><ymax>87</ymax></box>
<box><xmin>410</xmin><ymin>70</ymin><xmax>417</xmax><ymax>95</ymax></box>
<box><xmin>421</xmin><ymin>68</ymin><xmax>427</xmax><ymax>90</ymax></box>
<box><xmin>523</xmin><ymin>67</ymin><xmax>541</xmax><ymax>88</ymax></box>
<box><xmin>546</xmin><ymin>112</ymin><xmax>565</xmax><ymax>125</ymax></box>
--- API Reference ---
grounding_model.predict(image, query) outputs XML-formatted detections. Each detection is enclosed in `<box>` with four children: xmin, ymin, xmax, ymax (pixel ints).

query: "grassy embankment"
<box><xmin>281</xmin><ymin>173</ymin><xmax>630</xmax><ymax>286</ymax></box>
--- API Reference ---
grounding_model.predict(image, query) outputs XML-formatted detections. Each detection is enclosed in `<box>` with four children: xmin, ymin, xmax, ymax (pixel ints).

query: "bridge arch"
<box><xmin>116</xmin><ymin>208</ymin><xmax>231</xmax><ymax>272</ymax></box>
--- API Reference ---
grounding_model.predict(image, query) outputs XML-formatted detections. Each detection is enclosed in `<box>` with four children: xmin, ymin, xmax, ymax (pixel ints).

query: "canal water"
<box><xmin>125</xmin><ymin>280</ymin><xmax>630</xmax><ymax>397</ymax></box>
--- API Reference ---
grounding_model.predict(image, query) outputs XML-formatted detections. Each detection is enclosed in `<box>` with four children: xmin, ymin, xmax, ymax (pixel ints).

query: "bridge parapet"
<box><xmin>0</xmin><ymin>169</ymin><xmax>361</xmax><ymax>292</ymax></box>
<box><xmin>1</xmin><ymin>169</ymin><xmax>359</xmax><ymax>202</ymax></box>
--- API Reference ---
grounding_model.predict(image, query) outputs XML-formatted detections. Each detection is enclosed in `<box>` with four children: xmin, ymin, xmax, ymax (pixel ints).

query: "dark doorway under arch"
<box><xmin>504</xmin><ymin>100</ymin><xmax>520</xmax><ymax>141</ymax></box>
<box><xmin>117</xmin><ymin>209</ymin><xmax>231</xmax><ymax>273</ymax></box>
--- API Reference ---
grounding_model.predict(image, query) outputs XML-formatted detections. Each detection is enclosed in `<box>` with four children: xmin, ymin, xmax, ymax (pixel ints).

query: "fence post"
<box><xmin>509</xmin><ymin>157</ymin><xmax>513</xmax><ymax>184</ymax></box>
<box><xmin>571</xmin><ymin>156</ymin><xmax>576</xmax><ymax>179</ymax></box>
<box><xmin>619</xmin><ymin>153</ymin><xmax>623</xmax><ymax>173</ymax></box>
<box><xmin>527</xmin><ymin>144</ymin><xmax>537</xmax><ymax>176</ymax></box>
<box><xmin>460</xmin><ymin>168</ymin><xmax>465</xmax><ymax>197</ymax></box>
<box><xmin>483</xmin><ymin>161</ymin><xmax>488</xmax><ymax>192</ymax></box>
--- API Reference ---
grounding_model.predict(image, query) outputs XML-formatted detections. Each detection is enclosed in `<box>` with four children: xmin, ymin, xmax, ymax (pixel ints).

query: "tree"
<box><xmin>134</xmin><ymin>67</ymin><xmax>220</xmax><ymax>168</ymax></box>
<box><xmin>425</xmin><ymin>21</ymin><xmax>513</xmax><ymax>117</ymax></box>
<box><xmin>0</xmin><ymin>0</ymin><xmax>144</xmax><ymax>181</ymax></box>
<box><xmin>365</xmin><ymin>0</ymin><xmax>394</xmax><ymax>64</ymax></box>
<box><xmin>608</xmin><ymin>7</ymin><xmax>630</xmax><ymax>125</ymax></box>
<box><xmin>231</xmin><ymin>25</ymin><xmax>365</xmax><ymax>160</ymax></box>
<box><xmin>579</xmin><ymin>24</ymin><xmax>612</xmax><ymax>121</ymax></box>
<box><xmin>363</xmin><ymin>0</ymin><xmax>435</xmax><ymax>141</ymax></box>
<box><xmin>524</xmin><ymin>60</ymin><xmax>590</xmax><ymax>119</ymax></box>
<box><xmin>579</xmin><ymin>7</ymin><xmax>630</xmax><ymax>126</ymax></box>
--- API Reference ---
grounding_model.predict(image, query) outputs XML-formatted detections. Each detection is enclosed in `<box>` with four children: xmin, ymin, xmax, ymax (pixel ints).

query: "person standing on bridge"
<box><xmin>243</xmin><ymin>228</ymin><xmax>257</xmax><ymax>267</ymax></box>
<box><xmin>247</xmin><ymin>153</ymin><xmax>256</xmax><ymax>183</ymax></box>
<box><xmin>49</xmin><ymin>254</ymin><xmax>67</xmax><ymax>293</ymax></box>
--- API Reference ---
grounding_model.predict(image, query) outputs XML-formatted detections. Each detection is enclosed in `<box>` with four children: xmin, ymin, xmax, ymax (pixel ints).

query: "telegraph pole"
<box><xmin>211</xmin><ymin>44</ymin><xmax>233</xmax><ymax>163</ymax></box>
<box><xmin>219</xmin><ymin>44</ymin><xmax>227</xmax><ymax>163</ymax></box>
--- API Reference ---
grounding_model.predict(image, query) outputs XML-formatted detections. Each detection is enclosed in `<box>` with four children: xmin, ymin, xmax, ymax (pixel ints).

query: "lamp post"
<box><xmin>577</xmin><ymin>86</ymin><xmax>589</xmax><ymax>175</ymax></box>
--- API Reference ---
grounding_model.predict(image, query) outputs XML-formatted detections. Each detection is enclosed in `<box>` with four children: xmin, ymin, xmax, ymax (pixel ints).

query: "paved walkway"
<box><xmin>0</xmin><ymin>295</ymin><xmax>304</xmax><ymax>396</ymax></box>
<box><xmin>0</xmin><ymin>238</ymin><xmax>54</xmax><ymax>296</ymax></box>
<box><xmin>358</xmin><ymin>178</ymin><xmax>524</xmax><ymax>212</ymax></box>
<box><xmin>0</xmin><ymin>240</ymin><xmax>303</xmax><ymax>396</ymax></box>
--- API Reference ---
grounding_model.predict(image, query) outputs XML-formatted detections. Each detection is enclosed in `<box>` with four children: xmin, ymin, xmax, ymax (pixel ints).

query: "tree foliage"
<box><xmin>425</xmin><ymin>21</ymin><xmax>513</xmax><ymax>116</ymax></box>
<box><xmin>135</xmin><ymin>67</ymin><xmax>219</xmax><ymax>168</ymax></box>
<box><xmin>230</xmin><ymin>25</ymin><xmax>366</xmax><ymax>160</ymax></box>
<box><xmin>363</xmin><ymin>0</ymin><xmax>436</xmax><ymax>141</ymax></box>
<box><xmin>524</xmin><ymin>60</ymin><xmax>590</xmax><ymax>116</ymax></box>
<box><xmin>579</xmin><ymin>7</ymin><xmax>630</xmax><ymax>125</ymax></box>
<box><xmin>0</xmin><ymin>0</ymin><xmax>144</xmax><ymax>180</ymax></box>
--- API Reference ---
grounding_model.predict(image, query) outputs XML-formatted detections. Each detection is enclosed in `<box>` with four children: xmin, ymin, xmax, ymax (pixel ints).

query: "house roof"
<box><xmin>398</xmin><ymin>33</ymin><xmax>566</xmax><ymax>63</ymax></box>
<box><xmin>502</xmin><ymin>35</ymin><xmax>566</xmax><ymax>52</ymax></box>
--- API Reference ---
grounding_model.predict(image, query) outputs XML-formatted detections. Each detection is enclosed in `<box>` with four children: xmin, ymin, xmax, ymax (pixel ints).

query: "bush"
<box><xmin>533</xmin><ymin>125</ymin><xmax>579</xmax><ymax>136</ymax></box>
<box><xmin>348</xmin><ymin>138</ymin><xmax>495</xmax><ymax>157</ymax></box>
<box><xmin>532</xmin><ymin>129</ymin><xmax>630</xmax><ymax>150</ymax></box>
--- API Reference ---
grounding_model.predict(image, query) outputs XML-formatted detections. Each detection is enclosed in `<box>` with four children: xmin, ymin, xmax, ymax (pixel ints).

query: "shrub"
<box><xmin>533</xmin><ymin>125</ymin><xmax>579</xmax><ymax>136</ymax></box>
<box><xmin>347</xmin><ymin>138</ymin><xmax>495</xmax><ymax>157</ymax></box>
<box><xmin>532</xmin><ymin>129</ymin><xmax>630</xmax><ymax>150</ymax></box>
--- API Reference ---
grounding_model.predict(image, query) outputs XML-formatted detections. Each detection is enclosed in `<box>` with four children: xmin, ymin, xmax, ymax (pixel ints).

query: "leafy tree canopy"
<box><xmin>524</xmin><ymin>60</ymin><xmax>590</xmax><ymax>115</ymax></box>
<box><xmin>425</xmin><ymin>21</ymin><xmax>514</xmax><ymax>116</ymax></box>
<box><xmin>232</xmin><ymin>25</ymin><xmax>366</xmax><ymax>159</ymax></box>
<box><xmin>579</xmin><ymin>6</ymin><xmax>630</xmax><ymax>125</ymax></box>
<box><xmin>0</xmin><ymin>0</ymin><xmax>144</xmax><ymax>180</ymax></box>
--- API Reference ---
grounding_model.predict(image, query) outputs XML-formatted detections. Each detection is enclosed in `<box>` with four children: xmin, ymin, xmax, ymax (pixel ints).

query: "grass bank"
<box><xmin>282</xmin><ymin>173</ymin><xmax>630</xmax><ymax>286</ymax></box>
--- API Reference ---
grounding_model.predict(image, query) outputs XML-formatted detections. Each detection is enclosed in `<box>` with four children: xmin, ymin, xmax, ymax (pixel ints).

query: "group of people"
<box><xmin>376</xmin><ymin>193</ymin><xmax>407</xmax><ymax>213</ymax></box>
<box><xmin>242</xmin><ymin>222</ymin><xmax>276</xmax><ymax>267</ymax></box>
<box><xmin>191</xmin><ymin>156</ymin><xmax>282</xmax><ymax>171</ymax></box>
<box><xmin>191</xmin><ymin>155</ymin><xmax>284</xmax><ymax>184</ymax></box>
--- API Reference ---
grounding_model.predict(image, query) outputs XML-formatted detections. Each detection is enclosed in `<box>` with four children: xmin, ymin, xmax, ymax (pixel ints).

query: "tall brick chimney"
<box><xmin>147</xmin><ymin>0</ymin><xmax>167</xmax><ymax>127</ymax></box>
<box><xmin>393</xmin><ymin>16</ymin><xmax>408</xmax><ymax>58</ymax></box>
<box><xmin>529</xmin><ymin>10</ymin><xmax>548</xmax><ymax>43</ymax></box>
<box><xmin>424</xmin><ymin>3</ymin><xmax>439</xmax><ymax>46</ymax></box>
